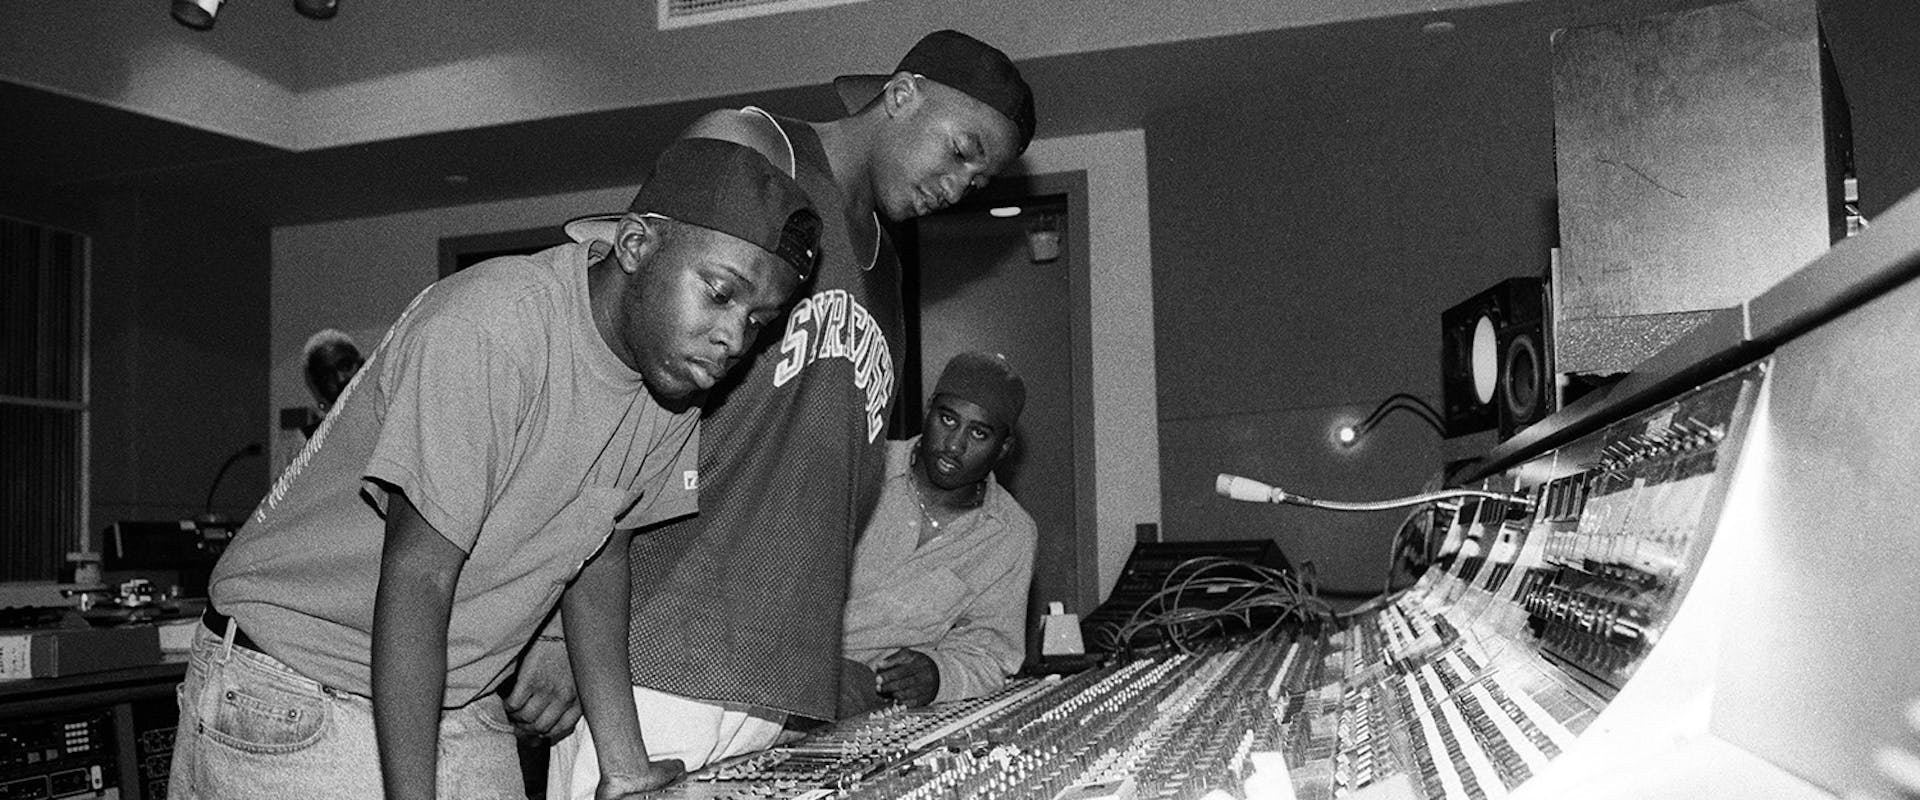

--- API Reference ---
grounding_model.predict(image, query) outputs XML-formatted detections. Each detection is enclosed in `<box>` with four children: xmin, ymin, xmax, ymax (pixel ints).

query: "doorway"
<box><xmin>901</xmin><ymin>171</ymin><xmax>1097</xmax><ymax>660</ymax></box>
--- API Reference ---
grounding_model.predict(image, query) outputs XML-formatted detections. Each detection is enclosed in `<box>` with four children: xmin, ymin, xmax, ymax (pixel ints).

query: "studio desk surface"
<box><xmin>0</xmin><ymin>657</ymin><xmax>187</xmax><ymax>707</ymax></box>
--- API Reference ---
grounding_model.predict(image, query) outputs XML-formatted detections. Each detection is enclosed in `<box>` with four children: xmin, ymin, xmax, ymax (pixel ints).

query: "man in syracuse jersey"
<box><xmin>523</xmin><ymin>29</ymin><xmax>1039</xmax><ymax>798</ymax></box>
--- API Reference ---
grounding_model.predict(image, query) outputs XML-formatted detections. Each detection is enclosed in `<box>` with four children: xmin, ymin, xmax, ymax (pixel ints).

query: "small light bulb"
<box><xmin>1337</xmin><ymin>426</ymin><xmax>1358</xmax><ymax>445</ymax></box>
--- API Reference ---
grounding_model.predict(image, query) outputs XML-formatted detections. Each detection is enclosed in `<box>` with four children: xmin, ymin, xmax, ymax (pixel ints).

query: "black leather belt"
<box><xmin>201</xmin><ymin>606</ymin><xmax>261</xmax><ymax>652</ymax></box>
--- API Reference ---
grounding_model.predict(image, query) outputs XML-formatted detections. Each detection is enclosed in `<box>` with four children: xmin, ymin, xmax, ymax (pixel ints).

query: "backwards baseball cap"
<box><xmin>833</xmin><ymin>29</ymin><xmax>1036</xmax><ymax>154</ymax></box>
<box><xmin>933</xmin><ymin>351</ymin><xmax>1026</xmax><ymax>430</ymax></box>
<box><xmin>565</xmin><ymin>138</ymin><xmax>820</xmax><ymax>281</ymax></box>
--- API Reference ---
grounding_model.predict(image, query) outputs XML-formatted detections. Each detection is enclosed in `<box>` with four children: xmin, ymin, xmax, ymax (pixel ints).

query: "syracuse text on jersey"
<box><xmin>772</xmin><ymin>288</ymin><xmax>895</xmax><ymax>443</ymax></box>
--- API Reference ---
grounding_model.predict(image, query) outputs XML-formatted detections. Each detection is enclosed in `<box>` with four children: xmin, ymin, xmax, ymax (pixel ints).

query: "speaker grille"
<box><xmin>659</xmin><ymin>0</ymin><xmax>868</xmax><ymax>29</ymax></box>
<box><xmin>1441</xmin><ymin>277</ymin><xmax>1548</xmax><ymax>439</ymax></box>
<box><xmin>1497</xmin><ymin>323</ymin><xmax>1549</xmax><ymax>438</ymax></box>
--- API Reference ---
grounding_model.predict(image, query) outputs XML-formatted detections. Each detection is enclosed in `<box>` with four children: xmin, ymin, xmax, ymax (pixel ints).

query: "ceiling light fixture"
<box><xmin>171</xmin><ymin>0</ymin><xmax>341</xmax><ymax>30</ymax></box>
<box><xmin>171</xmin><ymin>0</ymin><xmax>222</xmax><ymax>29</ymax></box>
<box><xmin>293</xmin><ymin>0</ymin><xmax>338</xmax><ymax>20</ymax></box>
<box><xmin>989</xmin><ymin>206</ymin><xmax>1022</xmax><ymax>218</ymax></box>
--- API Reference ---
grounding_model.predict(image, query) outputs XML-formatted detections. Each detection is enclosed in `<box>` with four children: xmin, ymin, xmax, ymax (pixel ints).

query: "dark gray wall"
<box><xmin>0</xmin><ymin>180</ymin><xmax>270</xmax><ymax>573</ymax></box>
<box><xmin>103</xmin><ymin>198</ymin><xmax>273</xmax><ymax>528</ymax></box>
<box><xmin>1822</xmin><ymin>0</ymin><xmax>1920</xmax><ymax>219</ymax></box>
<box><xmin>1146</xmin><ymin>27</ymin><xmax>1572</xmax><ymax>594</ymax></box>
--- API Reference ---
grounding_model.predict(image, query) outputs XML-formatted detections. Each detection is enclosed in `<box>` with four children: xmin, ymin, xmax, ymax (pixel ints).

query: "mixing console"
<box><xmin>643</xmin><ymin>366</ymin><xmax>1762</xmax><ymax>799</ymax></box>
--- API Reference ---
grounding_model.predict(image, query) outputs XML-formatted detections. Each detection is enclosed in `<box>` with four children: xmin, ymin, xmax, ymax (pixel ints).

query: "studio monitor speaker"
<box><xmin>1441</xmin><ymin>277</ymin><xmax>1550</xmax><ymax>439</ymax></box>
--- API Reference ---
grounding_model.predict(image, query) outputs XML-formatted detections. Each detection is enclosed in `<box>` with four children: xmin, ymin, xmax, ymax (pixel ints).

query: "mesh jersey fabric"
<box><xmin>624</xmin><ymin>111</ymin><xmax>905</xmax><ymax>721</ymax></box>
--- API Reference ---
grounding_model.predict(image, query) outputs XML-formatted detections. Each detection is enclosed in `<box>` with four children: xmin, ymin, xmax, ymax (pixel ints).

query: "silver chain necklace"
<box><xmin>911</xmin><ymin>482</ymin><xmax>948</xmax><ymax>531</ymax></box>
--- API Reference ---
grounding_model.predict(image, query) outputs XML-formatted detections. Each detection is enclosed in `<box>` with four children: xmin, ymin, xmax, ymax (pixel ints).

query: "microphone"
<box><xmin>1215</xmin><ymin>472</ymin><xmax>1533</xmax><ymax>513</ymax></box>
<box><xmin>201</xmin><ymin>443</ymin><xmax>265</xmax><ymax>522</ymax></box>
<box><xmin>1215</xmin><ymin>474</ymin><xmax>1289</xmax><ymax>504</ymax></box>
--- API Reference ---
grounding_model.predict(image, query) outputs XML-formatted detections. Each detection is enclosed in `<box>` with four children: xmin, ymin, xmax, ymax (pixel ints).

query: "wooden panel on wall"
<box><xmin>0</xmin><ymin>217</ymin><xmax>87</xmax><ymax>580</ymax></box>
<box><xmin>1551</xmin><ymin>0</ymin><xmax>1833</xmax><ymax>375</ymax></box>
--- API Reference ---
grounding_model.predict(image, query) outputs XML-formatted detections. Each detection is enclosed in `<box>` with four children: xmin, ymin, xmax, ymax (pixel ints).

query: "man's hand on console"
<box><xmin>875</xmin><ymin>648</ymin><xmax>940</xmax><ymax>707</ymax></box>
<box><xmin>598</xmin><ymin>758</ymin><xmax>686</xmax><ymax>799</ymax></box>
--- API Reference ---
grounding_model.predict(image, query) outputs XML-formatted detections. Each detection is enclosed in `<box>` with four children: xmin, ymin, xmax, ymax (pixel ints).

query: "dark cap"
<box><xmin>933</xmin><ymin>351</ymin><xmax>1026</xmax><ymax>430</ymax></box>
<box><xmin>570</xmin><ymin>138</ymin><xmax>820</xmax><ymax>281</ymax></box>
<box><xmin>834</xmin><ymin>29</ymin><xmax>1036</xmax><ymax>153</ymax></box>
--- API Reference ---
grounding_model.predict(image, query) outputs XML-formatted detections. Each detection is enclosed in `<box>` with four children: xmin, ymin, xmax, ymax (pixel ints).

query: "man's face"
<box><xmin>309</xmin><ymin>343</ymin><xmax>363</xmax><ymax>410</ymax></box>
<box><xmin>618</xmin><ymin>222</ymin><xmax>799</xmax><ymax>400</ymax></box>
<box><xmin>915</xmin><ymin>394</ymin><xmax>1012</xmax><ymax>491</ymax></box>
<box><xmin>873</xmin><ymin>77</ymin><xmax>1022</xmax><ymax>222</ymax></box>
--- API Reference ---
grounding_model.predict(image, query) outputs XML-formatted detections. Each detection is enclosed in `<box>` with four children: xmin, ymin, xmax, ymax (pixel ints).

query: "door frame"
<box><xmin>899</xmin><ymin>170</ymin><xmax>1099</xmax><ymax>613</ymax></box>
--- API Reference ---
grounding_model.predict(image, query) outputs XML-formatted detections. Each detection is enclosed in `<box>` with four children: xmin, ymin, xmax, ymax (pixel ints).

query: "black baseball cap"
<box><xmin>567</xmin><ymin>138</ymin><xmax>820</xmax><ymax>281</ymax></box>
<box><xmin>934</xmin><ymin>351</ymin><xmax>1025</xmax><ymax>430</ymax></box>
<box><xmin>833</xmin><ymin>29</ymin><xmax>1036</xmax><ymax>153</ymax></box>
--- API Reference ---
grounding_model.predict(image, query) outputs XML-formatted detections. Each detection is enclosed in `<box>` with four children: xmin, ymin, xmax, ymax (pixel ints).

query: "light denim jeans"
<box><xmin>168</xmin><ymin>619</ymin><xmax>524</xmax><ymax>800</ymax></box>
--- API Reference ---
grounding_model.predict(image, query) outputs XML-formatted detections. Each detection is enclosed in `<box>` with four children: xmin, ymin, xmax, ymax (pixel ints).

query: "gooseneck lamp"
<box><xmin>1336</xmin><ymin>392</ymin><xmax>1446</xmax><ymax>446</ymax></box>
<box><xmin>1214</xmin><ymin>473</ymin><xmax>1531</xmax><ymax>513</ymax></box>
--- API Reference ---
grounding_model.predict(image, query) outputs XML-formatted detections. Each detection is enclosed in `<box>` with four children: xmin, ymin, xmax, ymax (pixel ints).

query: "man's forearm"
<box><xmin>929</xmin><ymin>545</ymin><xmax>1036</xmax><ymax>702</ymax></box>
<box><xmin>924</xmin><ymin>594</ymin><xmax>1029</xmax><ymax>702</ymax></box>
<box><xmin>373</xmin><ymin>494</ymin><xmax>466</xmax><ymax>800</ymax></box>
<box><xmin>563</xmin><ymin>530</ymin><xmax>654</xmax><ymax>776</ymax></box>
<box><xmin>924</xmin><ymin>637</ymin><xmax>1018</xmax><ymax>702</ymax></box>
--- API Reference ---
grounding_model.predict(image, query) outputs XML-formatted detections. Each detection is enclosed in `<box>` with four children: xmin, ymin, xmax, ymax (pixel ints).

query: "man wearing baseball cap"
<box><xmin>537</xmin><ymin>28</ymin><xmax>1038</xmax><ymax>800</ymax></box>
<box><xmin>840</xmin><ymin>352</ymin><xmax>1038</xmax><ymax>714</ymax></box>
<box><xmin>170</xmin><ymin>138</ymin><xmax>818</xmax><ymax>800</ymax></box>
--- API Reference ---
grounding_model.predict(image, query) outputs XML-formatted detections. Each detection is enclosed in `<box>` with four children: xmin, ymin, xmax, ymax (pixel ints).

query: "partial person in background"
<box><xmin>532</xmin><ymin>28</ymin><xmax>1037</xmax><ymax>799</ymax></box>
<box><xmin>840</xmin><ymin>351</ymin><xmax>1037</xmax><ymax>715</ymax></box>
<box><xmin>300</xmin><ymin>328</ymin><xmax>363</xmax><ymax>437</ymax></box>
<box><xmin>168</xmin><ymin>139</ymin><xmax>819</xmax><ymax>800</ymax></box>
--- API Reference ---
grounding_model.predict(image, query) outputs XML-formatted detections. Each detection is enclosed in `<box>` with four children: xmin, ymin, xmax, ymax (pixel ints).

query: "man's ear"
<box><xmin>613</xmin><ymin>213</ymin><xmax>663</xmax><ymax>274</ymax></box>
<box><xmin>996</xmin><ymin>432</ymin><xmax>1016</xmax><ymax>463</ymax></box>
<box><xmin>882</xmin><ymin>71</ymin><xmax>922</xmax><ymax>119</ymax></box>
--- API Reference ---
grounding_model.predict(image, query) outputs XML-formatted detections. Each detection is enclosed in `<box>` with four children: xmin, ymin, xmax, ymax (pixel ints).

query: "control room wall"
<box><xmin>1</xmin><ymin>181</ymin><xmax>271</xmax><ymax>563</ymax></box>
<box><xmin>1146</xmin><ymin>31</ymin><xmax>1553</xmax><ymax>596</ymax></box>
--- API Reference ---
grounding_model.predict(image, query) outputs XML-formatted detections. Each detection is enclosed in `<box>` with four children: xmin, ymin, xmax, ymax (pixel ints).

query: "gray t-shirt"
<box><xmin>211</xmin><ymin>241</ymin><xmax>698</xmax><ymax>706</ymax></box>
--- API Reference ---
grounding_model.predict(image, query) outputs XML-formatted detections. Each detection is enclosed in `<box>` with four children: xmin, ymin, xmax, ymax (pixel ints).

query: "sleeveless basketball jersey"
<box><xmin>624</xmin><ymin>110</ymin><xmax>904</xmax><ymax>721</ymax></box>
